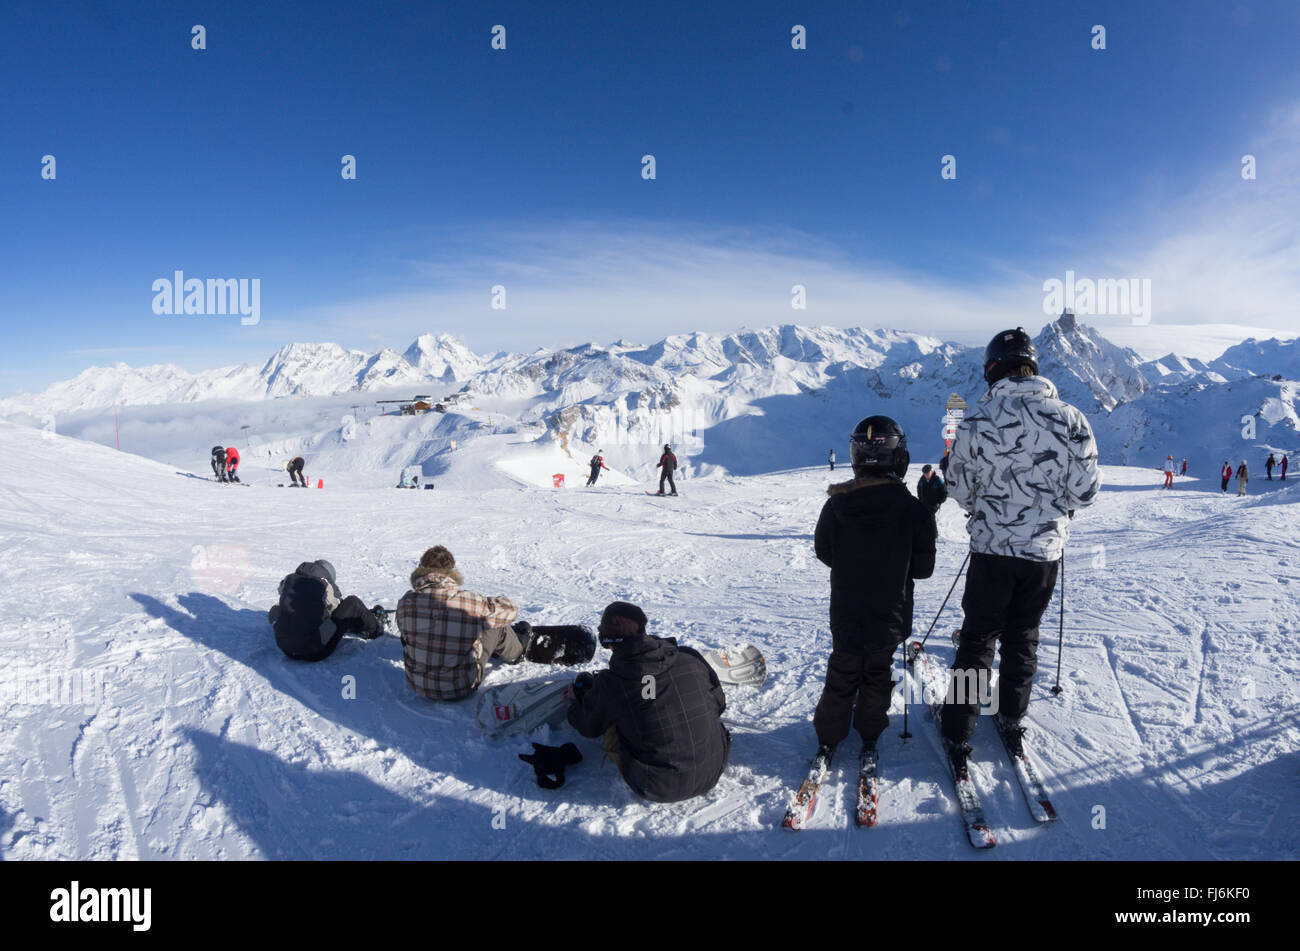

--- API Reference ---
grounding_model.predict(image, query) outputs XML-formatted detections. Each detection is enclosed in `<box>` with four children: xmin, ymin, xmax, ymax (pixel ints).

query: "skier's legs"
<box><xmin>479</xmin><ymin>624</ymin><xmax>524</xmax><ymax>666</ymax></box>
<box><xmin>332</xmin><ymin>595</ymin><xmax>381</xmax><ymax>638</ymax></box>
<box><xmin>813</xmin><ymin>649</ymin><xmax>863</xmax><ymax>747</ymax></box>
<box><xmin>941</xmin><ymin>552</ymin><xmax>1010</xmax><ymax>743</ymax></box>
<box><xmin>994</xmin><ymin>558</ymin><xmax>1059</xmax><ymax>723</ymax></box>
<box><xmin>666</xmin><ymin>471</ymin><xmax>677</xmax><ymax>494</ymax></box>
<box><xmin>851</xmin><ymin>645</ymin><xmax>896</xmax><ymax>745</ymax></box>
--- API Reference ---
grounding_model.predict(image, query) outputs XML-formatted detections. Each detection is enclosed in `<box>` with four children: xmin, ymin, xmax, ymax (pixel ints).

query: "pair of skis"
<box><xmin>781</xmin><ymin>745</ymin><xmax>878</xmax><ymax>831</ymax></box>
<box><xmin>781</xmin><ymin>642</ymin><xmax>1056</xmax><ymax>844</ymax></box>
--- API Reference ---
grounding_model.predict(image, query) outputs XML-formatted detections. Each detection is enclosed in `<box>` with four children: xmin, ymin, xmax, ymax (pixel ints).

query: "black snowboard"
<box><xmin>521</xmin><ymin>624</ymin><xmax>596</xmax><ymax>666</ymax></box>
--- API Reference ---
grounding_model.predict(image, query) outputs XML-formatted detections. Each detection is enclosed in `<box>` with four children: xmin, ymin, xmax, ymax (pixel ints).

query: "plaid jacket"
<box><xmin>396</xmin><ymin>572</ymin><xmax>518</xmax><ymax>701</ymax></box>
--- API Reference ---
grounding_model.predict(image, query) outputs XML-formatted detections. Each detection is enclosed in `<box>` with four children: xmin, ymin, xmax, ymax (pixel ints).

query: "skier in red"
<box><xmin>586</xmin><ymin>451</ymin><xmax>609</xmax><ymax>486</ymax></box>
<box><xmin>224</xmin><ymin>447</ymin><xmax>241</xmax><ymax>483</ymax></box>
<box><xmin>1220</xmin><ymin>461</ymin><xmax>1232</xmax><ymax>493</ymax></box>
<box><xmin>655</xmin><ymin>444</ymin><xmax>678</xmax><ymax>496</ymax></box>
<box><xmin>1162</xmin><ymin>455</ymin><xmax>1174</xmax><ymax>488</ymax></box>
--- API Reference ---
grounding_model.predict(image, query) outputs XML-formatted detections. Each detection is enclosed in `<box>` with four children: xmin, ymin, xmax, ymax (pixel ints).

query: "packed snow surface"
<box><xmin>1</xmin><ymin>421</ymin><xmax>1296</xmax><ymax>860</ymax></box>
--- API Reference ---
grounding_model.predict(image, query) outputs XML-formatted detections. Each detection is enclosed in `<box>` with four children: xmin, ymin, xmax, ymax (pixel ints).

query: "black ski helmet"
<box><xmin>314</xmin><ymin>560</ymin><xmax>337</xmax><ymax>584</ymax></box>
<box><xmin>983</xmin><ymin>327</ymin><xmax>1038</xmax><ymax>385</ymax></box>
<box><xmin>849</xmin><ymin>416</ymin><xmax>909</xmax><ymax>478</ymax></box>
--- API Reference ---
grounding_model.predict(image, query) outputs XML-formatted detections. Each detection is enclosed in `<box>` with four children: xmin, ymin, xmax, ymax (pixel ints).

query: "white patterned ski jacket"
<box><xmin>946</xmin><ymin>375</ymin><xmax>1102</xmax><ymax>562</ymax></box>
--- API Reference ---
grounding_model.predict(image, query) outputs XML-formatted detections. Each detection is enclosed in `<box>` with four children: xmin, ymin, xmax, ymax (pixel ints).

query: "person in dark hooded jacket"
<box><xmin>916</xmin><ymin>464</ymin><xmax>948</xmax><ymax>513</ymax></box>
<box><xmin>811</xmin><ymin>416</ymin><xmax>936</xmax><ymax>762</ymax></box>
<box><xmin>268</xmin><ymin>560</ymin><xmax>386</xmax><ymax>661</ymax></box>
<box><xmin>567</xmin><ymin>601</ymin><xmax>730</xmax><ymax>803</ymax></box>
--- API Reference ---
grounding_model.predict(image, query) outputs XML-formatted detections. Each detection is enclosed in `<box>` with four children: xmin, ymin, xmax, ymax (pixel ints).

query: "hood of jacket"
<box><xmin>409</xmin><ymin>568</ymin><xmax>465</xmax><ymax>593</ymax></box>
<box><xmin>824</xmin><ymin>474</ymin><xmax>912</xmax><ymax>529</ymax></box>
<box><xmin>980</xmin><ymin>374</ymin><xmax>1059</xmax><ymax>404</ymax></box>
<box><xmin>608</xmin><ymin>634</ymin><xmax>678</xmax><ymax>680</ymax></box>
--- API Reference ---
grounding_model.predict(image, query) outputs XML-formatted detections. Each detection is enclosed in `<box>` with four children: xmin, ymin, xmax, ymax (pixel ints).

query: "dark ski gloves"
<box><xmin>572</xmin><ymin>671</ymin><xmax>596</xmax><ymax>702</ymax></box>
<box><xmin>518</xmin><ymin>742</ymin><xmax>583</xmax><ymax>789</ymax></box>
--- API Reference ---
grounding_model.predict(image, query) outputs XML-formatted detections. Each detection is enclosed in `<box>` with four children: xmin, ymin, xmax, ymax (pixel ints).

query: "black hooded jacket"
<box><xmin>567</xmin><ymin>634</ymin><xmax>730</xmax><ymax>803</ymax></box>
<box><xmin>814</xmin><ymin>475</ymin><xmax>937</xmax><ymax>654</ymax></box>
<box><xmin>272</xmin><ymin>562</ymin><xmax>343</xmax><ymax>657</ymax></box>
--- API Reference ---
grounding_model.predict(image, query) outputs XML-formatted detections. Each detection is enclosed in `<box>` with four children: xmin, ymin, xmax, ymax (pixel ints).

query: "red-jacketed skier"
<box><xmin>586</xmin><ymin>451</ymin><xmax>609</xmax><ymax>486</ymax></box>
<box><xmin>655</xmin><ymin>444</ymin><xmax>678</xmax><ymax>496</ymax></box>
<box><xmin>1221</xmin><ymin>461</ymin><xmax>1233</xmax><ymax>493</ymax></box>
<box><xmin>224</xmin><ymin>446</ymin><xmax>241</xmax><ymax>482</ymax></box>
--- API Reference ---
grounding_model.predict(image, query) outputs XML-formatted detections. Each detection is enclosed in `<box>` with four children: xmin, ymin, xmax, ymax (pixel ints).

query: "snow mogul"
<box><xmin>940</xmin><ymin>327</ymin><xmax>1101</xmax><ymax>773</ymax></box>
<box><xmin>268</xmin><ymin>560</ymin><xmax>388</xmax><ymax>661</ymax></box>
<box><xmin>807</xmin><ymin>416</ymin><xmax>936</xmax><ymax>778</ymax></box>
<box><xmin>566</xmin><ymin>601</ymin><xmax>731</xmax><ymax>803</ymax></box>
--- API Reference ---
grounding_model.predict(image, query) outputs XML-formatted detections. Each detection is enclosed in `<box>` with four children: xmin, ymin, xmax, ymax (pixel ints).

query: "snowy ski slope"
<box><xmin>0</xmin><ymin>421</ymin><xmax>1296</xmax><ymax>860</ymax></box>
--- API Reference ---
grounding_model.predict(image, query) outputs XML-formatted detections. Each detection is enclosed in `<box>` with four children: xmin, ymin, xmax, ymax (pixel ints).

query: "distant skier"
<box><xmin>809</xmin><ymin>416</ymin><xmax>936</xmax><ymax>774</ymax></box>
<box><xmin>210</xmin><ymin>446</ymin><xmax>228</xmax><ymax>482</ymax></box>
<box><xmin>1180</xmin><ymin>458</ymin><xmax>1188</xmax><ymax>476</ymax></box>
<box><xmin>395</xmin><ymin>546</ymin><xmax>532</xmax><ymax>701</ymax></box>
<box><xmin>567</xmin><ymin>601</ymin><xmax>730</xmax><ymax>803</ymax></box>
<box><xmin>268</xmin><ymin>560</ymin><xmax>387</xmax><ymax>661</ymax></box>
<box><xmin>286</xmin><ymin>456</ymin><xmax>307</xmax><ymax>487</ymax></box>
<box><xmin>655</xmin><ymin>444</ymin><xmax>678</xmax><ymax>496</ymax></box>
<box><xmin>828</xmin><ymin>448</ymin><xmax>836</xmax><ymax>471</ymax></box>
<box><xmin>1266</xmin><ymin>453</ymin><xmax>1276</xmax><ymax>480</ymax></box>
<box><xmin>1220</xmin><ymin>460</ymin><xmax>1233</xmax><ymax>493</ymax></box>
<box><xmin>1236</xmin><ymin>460</ymin><xmax>1250</xmax><ymax>496</ymax></box>
<box><xmin>941</xmin><ymin>328</ymin><xmax>1101</xmax><ymax>773</ymax></box>
<box><xmin>1283</xmin><ymin>454</ymin><xmax>1290</xmax><ymax>480</ymax></box>
<box><xmin>586</xmin><ymin>451</ymin><xmax>609</xmax><ymax>486</ymax></box>
<box><xmin>1163</xmin><ymin>455</ymin><xmax>1174</xmax><ymax>488</ymax></box>
<box><xmin>916</xmin><ymin>463</ymin><xmax>948</xmax><ymax>514</ymax></box>
<box><xmin>224</xmin><ymin>446</ymin><xmax>241</xmax><ymax>482</ymax></box>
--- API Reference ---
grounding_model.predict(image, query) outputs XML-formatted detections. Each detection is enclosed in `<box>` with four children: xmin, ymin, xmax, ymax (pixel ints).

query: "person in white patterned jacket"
<box><xmin>939</xmin><ymin>327</ymin><xmax>1102</xmax><ymax>774</ymax></box>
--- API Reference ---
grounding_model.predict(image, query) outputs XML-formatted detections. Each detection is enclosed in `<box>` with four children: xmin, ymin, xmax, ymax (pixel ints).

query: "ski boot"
<box><xmin>505</xmin><ymin>621</ymin><xmax>535</xmax><ymax>664</ymax></box>
<box><xmin>995</xmin><ymin>715</ymin><xmax>1026</xmax><ymax>757</ymax></box>
<box><xmin>365</xmin><ymin>605</ymin><xmax>391</xmax><ymax>639</ymax></box>
<box><xmin>813</xmin><ymin>743</ymin><xmax>835</xmax><ymax>771</ymax></box>
<box><xmin>944</xmin><ymin>737</ymin><xmax>973</xmax><ymax>780</ymax></box>
<box><xmin>951</xmin><ymin>628</ymin><xmax>962</xmax><ymax>649</ymax></box>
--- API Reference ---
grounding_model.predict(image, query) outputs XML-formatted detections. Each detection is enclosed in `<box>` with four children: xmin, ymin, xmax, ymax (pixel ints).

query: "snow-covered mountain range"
<box><xmin>4</xmin><ymin>318</ymin><xmax>1298</xmax><ymax>482</ymax></box>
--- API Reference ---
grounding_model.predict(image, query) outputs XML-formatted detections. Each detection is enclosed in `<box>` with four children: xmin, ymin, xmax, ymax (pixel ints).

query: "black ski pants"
<box><xmin>289</xmin><ymin>459</ymin><xmax>306</xmax><ymax>487</ymax></box>
<box><xmin>940</xmin><ymin>551</ymin><xmax>1059</xmax><ymax>744</ymax></box>
<box><xmin>813</xmin><ymin>645</ymin><xmax>897</xmax><ymax>747</ymax></box>
<box><xmin>586</xmin><ymin>467</ymin><xmax>600</xmax><ymax>486</ymax></box>
<box><xmin>658</xmin><ymin>470</ymin><xmax>676</xmax><ymax>494</ymax></box>
<box><xmin>211</xmin><ymin>459</ymin><xmax>227</xmax><ymax>481</ymax></box>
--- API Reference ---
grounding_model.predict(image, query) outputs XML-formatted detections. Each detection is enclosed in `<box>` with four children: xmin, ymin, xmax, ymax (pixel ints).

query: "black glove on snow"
<box><xmin>518</xmin><ymin>742</ymin><xmax>583</xmax><ymax>789</ymax></box>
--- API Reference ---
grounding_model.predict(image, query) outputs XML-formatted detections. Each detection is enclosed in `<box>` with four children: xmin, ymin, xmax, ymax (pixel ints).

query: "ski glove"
<box><xmin>518</xmin><ymin>742</ymin><xmax>583</xmax><ymax>789</ymax></box>
<box><xmin>572</xmin><ymin>671</ymin><xmax>596</xmax><ymax>702</ymax></box>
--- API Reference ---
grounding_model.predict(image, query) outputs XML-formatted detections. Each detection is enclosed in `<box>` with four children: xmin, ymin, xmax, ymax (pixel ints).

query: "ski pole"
<box><xmin>899</xmin><ymin>640</ymin><xmax>911</xmax><ymax>740</ymax></box>
<box><xmin>1051</xmin><ymin>551</ymin><xmax>1065</xmax><ymax>695</ymax></box>
<box><xmin>917</xmin><ymin>550</ymin><xmax>969</xmax><ymax>650</ymax></box>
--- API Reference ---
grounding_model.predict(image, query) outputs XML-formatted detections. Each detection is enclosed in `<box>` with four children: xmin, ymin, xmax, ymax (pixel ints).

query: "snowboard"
<box><xmin>523</xmin><ymin>624</ymin><xmax>596</xmax><ymax>666</ymax></box>
<box><xmin>702</xmin><ymin>644</ymin><xmax>767</xmax><ymax>687</ymax></box>
<box><xmin>476</xmin><ymin>679</ymin><xmax>574</xmax><ymax>739</ymax></box>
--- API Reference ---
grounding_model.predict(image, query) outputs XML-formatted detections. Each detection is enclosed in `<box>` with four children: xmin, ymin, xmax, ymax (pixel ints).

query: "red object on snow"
<box><xmin>225</xmin><ymin>447</ymin><xmax>240</xmax><ymax>465</ymax></box>
<box><xmin>317</xmin><ymin>478</ymin><xmax>324</xmax><ymax>489</ymax></box>
<box><xmin>553</xmin><ymin>473</ymin><xmax>565</xmax><ymax>488</ymax></box>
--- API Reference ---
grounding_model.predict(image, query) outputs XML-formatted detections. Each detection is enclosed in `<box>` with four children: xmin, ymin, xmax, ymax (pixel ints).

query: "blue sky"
<box><xmin>2</xmin><ymin>0</ymin><xmax>1299</xmax><ymax>393</ymax></box>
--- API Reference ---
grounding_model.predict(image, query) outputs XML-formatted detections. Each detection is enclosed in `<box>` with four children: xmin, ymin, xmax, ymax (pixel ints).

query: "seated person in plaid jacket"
<box><xmin>396</xmin><ymin>545</ymin><xmax>530</xmax><ymax>701</ymax></box>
